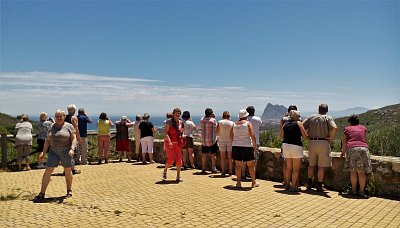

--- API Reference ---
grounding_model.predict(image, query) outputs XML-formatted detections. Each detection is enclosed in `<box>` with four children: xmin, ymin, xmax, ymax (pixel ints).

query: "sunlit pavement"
<box><xmin>0</xmin><ymin>161</ymin><xmax>399</xmax><ymax>227</ymax></box>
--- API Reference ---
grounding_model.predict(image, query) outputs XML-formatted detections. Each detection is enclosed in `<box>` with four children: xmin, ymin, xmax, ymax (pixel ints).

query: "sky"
<box><xmin>1</xmin><ymin>0</ymin><xmax>399</xmax><ymax>117</ymax></box>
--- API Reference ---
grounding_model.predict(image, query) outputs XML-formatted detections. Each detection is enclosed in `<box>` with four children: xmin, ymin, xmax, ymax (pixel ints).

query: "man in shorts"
<box><xmin>303</xmin><ymin>104</ymin><xmax>337</xmax><ymax>192</ymax></box>
<box><xmin>242</xmin><ymin>106</ymin><xmax>262</xmax><ymax>179</ymax></box>
<box><xmin>200</xmin><ymin>108</ymin><xmax>218</xmax><ymax>173</ymax></box>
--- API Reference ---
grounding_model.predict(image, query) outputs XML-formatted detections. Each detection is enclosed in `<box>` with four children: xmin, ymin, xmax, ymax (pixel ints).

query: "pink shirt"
<box><xmin>344</xmin><ymin>125</ymin><xmax>368</xmax><ymax>148</ymax></box>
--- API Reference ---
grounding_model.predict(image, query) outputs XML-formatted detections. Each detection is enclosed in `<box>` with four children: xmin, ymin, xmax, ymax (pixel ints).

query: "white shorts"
<box><xmin>218</xmin><ymin>140</ymin><xmax>232</xmax><ymax>152</ymax></box>
<box><xmin>282</xmin><ymin>143</ymin><xmax>304</xmax><ymax>159</ymax></box>
<box><xmin>140</xmin><ymin>136</ymin><xmax>154</xmax><ymax>154</ymax></box>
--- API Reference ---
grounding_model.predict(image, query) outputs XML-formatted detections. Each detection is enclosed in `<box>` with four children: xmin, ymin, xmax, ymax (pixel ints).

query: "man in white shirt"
<box><xmin>242</xmin><ymin>106</ymin><xmax>262</xmax><ymax>179</ymax></box>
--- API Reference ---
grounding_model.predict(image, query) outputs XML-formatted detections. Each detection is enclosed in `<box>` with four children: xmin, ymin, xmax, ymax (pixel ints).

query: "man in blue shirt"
<box><xmin>77</xmin><ymin>108</ymin><xmax>93</xmax><ymax>165</ymax></box>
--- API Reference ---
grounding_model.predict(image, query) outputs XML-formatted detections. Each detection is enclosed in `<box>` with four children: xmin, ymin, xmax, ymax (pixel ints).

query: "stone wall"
<box><xmin>131</xmin><ymin>139</ymin><xmax>400</xmax><ymax>197</ymax></box>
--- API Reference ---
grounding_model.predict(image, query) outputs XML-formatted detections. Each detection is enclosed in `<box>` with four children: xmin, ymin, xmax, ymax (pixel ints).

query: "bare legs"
<box><xmin>219</xmin><ymin>150</ymin><xmax>233</xmax><ymax>174</ymax></box>
<box><xmin>350</xmin><ymin>170</ymin><xmax>367</xmax><ymax>194</ymax></box>
<box><xmin>235</xmin><ymin>160</ymin><xmax>258</xmax><ymax>188</ymax></box>
<box><xmin>202</xmin><ymin>153</ymin><xmax>217</xmax><ymax>172</ymax></box>
<box><xmin>39</xmin><ymin>167</ymin><xmax>72</xmax><ymax>195</ymax></box>
<box><xmin>285</xmin><ymin>158</ymin><xmax>301</xmax><ymax>190</ymax></box>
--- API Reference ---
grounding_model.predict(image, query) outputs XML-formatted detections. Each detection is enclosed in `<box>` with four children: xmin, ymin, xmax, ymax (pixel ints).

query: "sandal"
<box><xmin>34</xmin><ymin>192</ymin><xmax>45</xmax><ymax>200</ymax></box>
<box><xmin>66</xmin><ymin>190</ymin><xmax>72</xmax><ymax>198</ymax></box>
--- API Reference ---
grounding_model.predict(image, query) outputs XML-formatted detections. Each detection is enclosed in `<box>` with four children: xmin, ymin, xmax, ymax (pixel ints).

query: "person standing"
<box><xmin>133</xmin><ymin>115</ymin><xmax>142</xmax><ymax>161</ymax></box>
<box><xmin>139</xmin><ymin>113</ymin><xmax>155</xmax><ymax>164</ymax></box>
<box><xmin>281</xmin><ymin>110</ymin><xmax>308</xmax><ymax>192</ymax></box>
<box><xmin>77</xmin><ymin>108</ymin><xmax>92</xmax><ymax>165</ymax></box>
<box><xmin>115</xmin><ymin>116</ymin><xmax>134</xmax><ymax>162</ymax></box>
<box><xmin>36</xmin><ymin>112</ymin><xmax>53</xmax><ymax>169</ymax></box>
<box><xmin>97</xmin><ymin>112</ymin><xmax>114</xmax><ymax>164</ymax></box>
<box><xmin>303</xmin><ymin>104</ymin><xmax>337</xmax><ymax>192</ymax></box>
<box><xmin>200</xmin><ymin>108</ymin><xmax>218</xmax><ymax>173</ymax></box>
<box><xmin>163</xmin><ymin>108</ymin><xmax>184</xmax><ymax>182</ymax></box>
<box><xmin>182</xmin><ymin>111</ymin><xmax>196</xmax><ymax>169</ymax></box>
<box><xmin>66</xmin><ymin>104</ymin><xmax>81</xmax><ymax>174</ymax></box>
<box><xmin>14</xmin><ymin>115</ymin><xmax>33</xmax><ymax>171</ymax></box>
<box><xmin>242</xmin><ymin>106</ymin><xmax>262</xmax><ymax>179</ymax></box>
<box><xmin>341</xmin><ymin>115</ymin><xmax>372</xmax><ymax>198</ymax></box>
<box><xmin>280</xmin><ymin>105</ymin><xmax>299</xmax><ymax>187</ymax></box>
<box><xmin>231</xmin><ymin>109</ymin><xmax>259</xmax><ymax>188</ymax></box>
<box><xmin>35</xmin><ymin>110</ymin><xmax>76</xmax><ymax>200</ymax></box>
<box><xmin>217</xmin><ymin>111</ymin><xmax>234</xmax><ymax>175</ymax></box>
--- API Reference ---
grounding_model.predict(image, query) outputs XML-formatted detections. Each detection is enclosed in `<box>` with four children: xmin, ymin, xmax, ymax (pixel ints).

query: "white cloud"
<box><xmin>0</xmin><ymin>71</ymin><xmax>396</xmax><ymax>117</ymax></box>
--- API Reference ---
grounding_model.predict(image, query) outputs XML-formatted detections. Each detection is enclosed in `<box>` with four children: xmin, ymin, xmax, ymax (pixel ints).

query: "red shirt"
<box><xmin>344</xmin><ymin>125</ymin><xmax>368</xmax><ymax>148</ymax></box>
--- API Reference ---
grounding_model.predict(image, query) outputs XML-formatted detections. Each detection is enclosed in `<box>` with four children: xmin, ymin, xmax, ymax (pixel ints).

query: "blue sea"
<box><xmin>30</xmin><ymin>115</ymin><xmax>204</xmax><ymax>130</ymax></box>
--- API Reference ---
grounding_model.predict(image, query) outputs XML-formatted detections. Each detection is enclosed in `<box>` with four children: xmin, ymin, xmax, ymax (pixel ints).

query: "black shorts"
<box><xmin>232</xmin><ymin>146</ymin><xmax>254</xmax><ymax>162</ymax></box>
<box><xmin>183</xmin><ymin>137</ymin><xmax>194</xmax><ymax>149</ymax></box>
<box><xmin>202</xmin><ymin>142</ymin><xmax>218</xmax><ymax>154</ymax></box>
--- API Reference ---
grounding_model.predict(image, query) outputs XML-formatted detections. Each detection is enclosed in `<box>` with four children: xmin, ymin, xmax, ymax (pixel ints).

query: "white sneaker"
<box><xmin>36</xmin><ymin>164</ymin><xmax>46</xmax><ymax>169</ymax></box>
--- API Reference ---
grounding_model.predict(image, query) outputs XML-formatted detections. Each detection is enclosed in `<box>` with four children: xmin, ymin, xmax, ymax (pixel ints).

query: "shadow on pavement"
<box><xmin>155</xmin><ymin>180</ymin><xmax>180</xmax><ymax>185</ymax></box>
<box><xmin>273</xmin><ymin>184</ymin><xmax>287</xmax><ymax>189</ymax></box>
<box><xmin>209</xmin><ymin>174</ymin><xmax>231</xmax><ymax>178</ymax></box>
<box><xmin>192</xmin><ymin>171</ymin><xmax>209</xmax><ymax>175</ymax></box>
<box><xmin>339</xmin><ymin>193</ymin><xmax>369</xmax><ymax>200</ymax></box>
<box><xmin>274</xmin><ymin>189</ymin><xmax>301</xmax><ymax>195</ymax></box>
<box><xmin>223</xmin><ymin>185</ymin><xmax>252</xmax><ymax>191</ymax></box>
<box><xmin>231</xmin><ymin>177</ymin><xmax>251</xmax><ymax>182</ymax></box>
<box><xmin>51</xmin><ymin>172</ymin><xmax>65</xmax><ymax>177</ymax></box>
<box><xmin>301</xmin><ymin>189</ymin><xmax>332</xmax><ymax>198</ymax></box>
<box><xmin>31</xmin><ymin>196</ymin><xmax>66</xmax><ymax>204</ymax></box>
<box><xmin>156</xmin><ymin>165</ymin><xmax>166</xmax><ymax>169</ymax></box>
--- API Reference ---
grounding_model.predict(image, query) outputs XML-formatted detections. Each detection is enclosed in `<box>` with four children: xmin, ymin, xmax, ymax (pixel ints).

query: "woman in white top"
<box><xmin>217</xmin><ymin>111</ymin><xmax>234</xmax><ymax>175</ymax></box>
<box><xmin>230</xmin><ymin>109</ymin><xmax>259</xmax><ymax>188</ymax></box>
<box><xmin>14</xmin><ymin>115</ymin><xmax>33</xmax><ymax>171</ymax></box>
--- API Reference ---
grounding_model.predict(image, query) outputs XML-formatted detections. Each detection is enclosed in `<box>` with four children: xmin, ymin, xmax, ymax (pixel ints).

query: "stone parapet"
<box><xmin>131</xmin><ymin>139</ymin><xmax>400</xmax><ymax>197</ymax></box>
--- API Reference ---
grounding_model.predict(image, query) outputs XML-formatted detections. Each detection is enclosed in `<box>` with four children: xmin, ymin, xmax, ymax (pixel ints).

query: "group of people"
<box><xmin>161</xmin><ymin>106</ymin><xmax>262</xmax><ymax>188</ymax></box>
<box><xmin>279</xmin><ymin>104</ymin><xmax>371</xmax><ymax>197</ymax></box>
<box><xmin>22</xmin><ymin>103</ymin><xmax>371</xmax><ymax>200</ymax></box>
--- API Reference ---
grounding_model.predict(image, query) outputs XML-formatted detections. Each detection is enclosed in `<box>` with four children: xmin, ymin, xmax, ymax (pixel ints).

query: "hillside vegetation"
<box><xmin>0</xmin><ymin>113</ymin><xmax>38</xmax><ymax>134</ymax></box>
<box><xmin>334</xmin><ymin>103</ymin><xmax>400</xmax><ymax>157</ymax></box>
<box><xmin>260</xmin><ymin>104</ymin><xmax>400</xmax><ymax>157</ymax></box>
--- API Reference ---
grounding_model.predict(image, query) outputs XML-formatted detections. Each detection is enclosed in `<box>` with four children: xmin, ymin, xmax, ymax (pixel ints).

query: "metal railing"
<box><xmin>0</xmin><ymin>131</ymin><xmax>118</xmax><ymax>168</ymax></box>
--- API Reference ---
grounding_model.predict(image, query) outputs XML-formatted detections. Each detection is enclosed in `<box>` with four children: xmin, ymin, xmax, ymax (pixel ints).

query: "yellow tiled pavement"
<box><xmin>0</xmin><ymin>162</ymin><xmax>399</xmax><ymax>227</ymax></box>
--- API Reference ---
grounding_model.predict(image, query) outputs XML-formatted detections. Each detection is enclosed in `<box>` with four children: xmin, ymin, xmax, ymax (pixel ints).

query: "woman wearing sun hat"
<box><xmin>230</xmin><ymin>109</ymin><xmax>259</xmax><ymax>188</ymax></box>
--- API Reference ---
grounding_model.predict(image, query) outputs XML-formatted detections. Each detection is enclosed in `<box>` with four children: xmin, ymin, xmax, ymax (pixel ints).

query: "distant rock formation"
<box><xmin>261</xmin><ymin>103</ymin><xmax>287</xmax><ymax>122</ymax></box>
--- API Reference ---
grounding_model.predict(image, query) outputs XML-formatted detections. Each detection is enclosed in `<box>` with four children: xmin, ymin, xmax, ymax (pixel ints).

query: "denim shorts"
<box><xmin>46</xmin><ymin>147</ymin><xmax>74</xmax><ymax>168</ymax></box>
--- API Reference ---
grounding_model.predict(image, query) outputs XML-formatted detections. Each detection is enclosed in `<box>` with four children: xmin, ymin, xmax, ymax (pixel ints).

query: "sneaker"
<box><xmin>211</xmin><ymin>169</ymin><xmax>218</xmax><ymax>174</ymax></box>
<box><xmin>36</xmin><ymin>164</ymin><xmax>46</xmax><ymax>169</ymax></box>
<box><xmin>289</xmin><ymin>187</ymin><xmax>301</xmax><ymax>192</ymax></box>
<box><xmin>358</xmin><ymin>192</ymin><xmax>369</xmax><ymax>198</ymax></box>
<box><xmin>34</xmin><ymin>192</ymin><xmax>45</xmax><ymax>200</ymax></box>
<box><xmin>66</xmin><ymin>190</ymin><xmax>72</xmax><ymax>198</ymax></box>
<box><xmin>316</xmin><ymin>182</ymin><xmax>324</xmax><ymax>192</ymax></box>
<box><xmin>72</xmin><ymin>169</ymin><xmax>81</xmax><ymax>175</ymax></box>
<box><xmin>176</xmin><ymin>176</ymin><xmax>183</xmax><ymax>182</ymax></box>
<box><xmin>307</xmin><ymin>178</ymin><xmax>313</xmax><ymax>190</ymax></box>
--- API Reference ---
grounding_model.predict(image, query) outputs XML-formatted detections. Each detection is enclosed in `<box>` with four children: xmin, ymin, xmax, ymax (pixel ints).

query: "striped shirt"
<box><xmin>200</xmin><ymin>117</ymin><xmax>217</xmax><ymax>146</ymax></box>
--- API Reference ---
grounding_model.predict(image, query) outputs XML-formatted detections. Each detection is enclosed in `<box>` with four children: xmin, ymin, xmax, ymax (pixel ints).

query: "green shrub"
<box><xmin>367</xmin><ymin>125</ymin><xmax>400</xmax><ymax>157</ymax></box>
